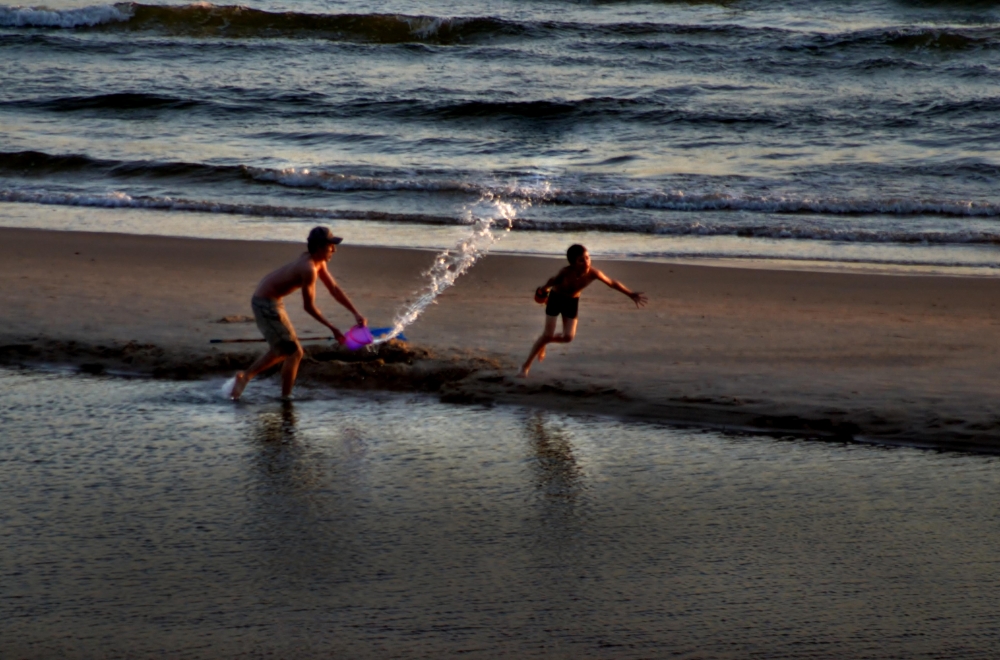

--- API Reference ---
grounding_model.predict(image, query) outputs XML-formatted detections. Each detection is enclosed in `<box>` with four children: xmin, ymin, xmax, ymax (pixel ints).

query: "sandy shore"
<box><xmin>3</xmin><ymin>227</ymin><xmax>1000</xmax><ymax>451</ymax></box>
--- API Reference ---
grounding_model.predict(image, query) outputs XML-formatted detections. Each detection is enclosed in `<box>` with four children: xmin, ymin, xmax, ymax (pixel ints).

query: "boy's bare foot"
<box><xmin>229</xmin><ymin>371</ymin><xmax>249</xmax><ymax>400</ymax></box>
<box><xmin>517</xmin><ymin>365</ymin><xmax>530</xmax><ymax>378</ymax></box>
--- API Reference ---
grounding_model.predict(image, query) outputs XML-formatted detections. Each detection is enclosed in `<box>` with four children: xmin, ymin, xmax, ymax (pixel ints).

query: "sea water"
<box><xmin>4</xmin><ymin>0</ymin><xmax>1000</xmax><ymax>272</ymax></box>
<box><xmin>3</xmin><ymin>366</ymin><xmax>1000</xmax><ymax>658</ymax></box>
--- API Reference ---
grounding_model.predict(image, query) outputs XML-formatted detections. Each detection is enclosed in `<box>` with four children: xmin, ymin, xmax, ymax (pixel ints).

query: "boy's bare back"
<box><xmin>254</xmin><ymin>253</ymin><xmax>323</xmax><ymax>300</ymax></box>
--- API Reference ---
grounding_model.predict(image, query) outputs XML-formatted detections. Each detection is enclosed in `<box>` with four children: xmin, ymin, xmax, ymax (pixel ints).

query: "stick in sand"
<box><xmin>210</xmin><ymin>336</ymin><xmax>332</xmax><ymax>344</ymax></box>
<box><xmin>210</xmin><ymin>327</ymin><xmax>404</xmax><ymax>344</ymax></box>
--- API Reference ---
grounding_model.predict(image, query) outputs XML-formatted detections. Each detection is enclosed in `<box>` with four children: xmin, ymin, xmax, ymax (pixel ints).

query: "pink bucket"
<box><xmin>343</xmin><ymin>325</ymin><xmax>374</xmax><ymax>351</ymax></box>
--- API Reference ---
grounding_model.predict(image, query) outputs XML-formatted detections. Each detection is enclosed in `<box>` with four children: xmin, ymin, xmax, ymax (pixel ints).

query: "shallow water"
<box><xmin>3</xmin><ymin>367</ymin><xmax>1000</xmax><ymax>658</ymax></box>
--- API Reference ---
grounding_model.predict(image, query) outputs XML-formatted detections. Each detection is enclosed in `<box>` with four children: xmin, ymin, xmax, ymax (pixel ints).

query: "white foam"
<box><xmin>246</xmin><ymin>166</ymin><xmax>480</xmax><ymax>194</ymax></box>
<box><xmin>0</xmin><ymin>3</ymin><xmax>132</xmax><ymax>28</ymax></box>
<box><xmin>0</xmin><ymin>188</ymin><xmax>342</xmax><ymax>219</ymax></box>
<box><xmin>404</xmin><ymin>16</ymin><xmax>449</xmax><ymax>39</ymax></box>
<box><xmin>375</xmin><ymin>193</ymin><xmax>523</xmax><ymax>343</ymax></box>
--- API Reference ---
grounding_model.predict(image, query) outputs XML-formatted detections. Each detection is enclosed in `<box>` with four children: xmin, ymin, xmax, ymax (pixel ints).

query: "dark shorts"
<box><xmin>251</xmin><ymin>296</ymin><xmax>301</xmax><ymax>356</ymax></box>
<box><xmin>545</xmin><ymin>292</ymin><xmax>580</xmax><ymax>319</ymax></box>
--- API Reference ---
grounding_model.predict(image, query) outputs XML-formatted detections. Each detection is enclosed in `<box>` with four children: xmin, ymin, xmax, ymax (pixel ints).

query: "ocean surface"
<box><xmin>3</xmin><ymin>0</ymin><xmax>1000</xmax><ymax>271</ymax></box>
<box><xmin>3</xmin><ymin>366</ymin><xmax>1000</xmax><ymax>658</ymax></box>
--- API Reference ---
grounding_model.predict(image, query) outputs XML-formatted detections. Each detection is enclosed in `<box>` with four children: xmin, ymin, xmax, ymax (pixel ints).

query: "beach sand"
<box><xmin>3</xmin><ymin>227</ymin><xmax>1000</xmax><ymax>451</ymax></box>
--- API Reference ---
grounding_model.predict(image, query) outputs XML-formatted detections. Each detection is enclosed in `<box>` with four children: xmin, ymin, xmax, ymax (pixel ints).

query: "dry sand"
<box><xmin>3</xmin><ymin>227</ymin><xmax>1000</xmax><ymax>451</ymax></box>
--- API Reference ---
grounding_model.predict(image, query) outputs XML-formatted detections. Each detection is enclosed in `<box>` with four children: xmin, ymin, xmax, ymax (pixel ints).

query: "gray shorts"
<box><xmin>251</xmin><ymin>296</ymin><xmax>300</xmax><ymax>356</ymax></box>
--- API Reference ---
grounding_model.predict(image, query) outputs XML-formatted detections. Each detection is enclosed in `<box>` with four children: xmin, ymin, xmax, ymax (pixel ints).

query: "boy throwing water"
<box><xmin>229</xmin><ymin>226</ymin><xmax>366</xmax><ymax>401</ymax></box>
<box><xmin>519</xmin><ymin>244</ymin><xmax>647</xmax><ymax>378</ymax></box>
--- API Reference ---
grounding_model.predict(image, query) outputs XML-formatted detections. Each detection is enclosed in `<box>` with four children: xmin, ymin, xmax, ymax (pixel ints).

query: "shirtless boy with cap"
<box><xmin>519</xmin><ymin>244</ymin><xmax>647</xmax><ymax>378</ymax></box>
<box><xmin>229</xmin><ymin>226</ymin><xmax>367</xmax><ymax>400</ymax></box>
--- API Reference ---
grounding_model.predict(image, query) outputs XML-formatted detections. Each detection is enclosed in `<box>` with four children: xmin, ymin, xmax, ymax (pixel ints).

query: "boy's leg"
<box><xmin>540</xmin><ymin>315</ymin><xmax>578</xmax><ymax>361</ymax></box>
<box><xmin>230</xmin><ymin>348</ymin><xmax>285</xmax><ymax>399</ymax></box>
<box><xmin>236</xmin><ymin>297</ymin><xmax>302</xmax><ymax>400</ymax></box>
<box><xmin>518</xmin><ymin>315</ymin><xmax>560</xmax><ymax>377</ymax></box>
<box><xmin>280</xmin><ymin>345</ymin><xmax>306</xmax><ymax>399</ymax></box>
<box><xmin>560</xmin><ymin>316</ymin><xmax>578</xmax><ymax>342</ymax></box>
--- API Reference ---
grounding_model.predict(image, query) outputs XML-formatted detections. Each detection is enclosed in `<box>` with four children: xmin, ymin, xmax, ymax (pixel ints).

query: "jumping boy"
<box><xmin>518</xmin><ymin>244</ymin><xmax>647</xmax><ymax>378</ymax></box>
<box><xmin>229</xmin><ymin>226</ymin><xmax>367</xmax><ymax>401</ymax></box>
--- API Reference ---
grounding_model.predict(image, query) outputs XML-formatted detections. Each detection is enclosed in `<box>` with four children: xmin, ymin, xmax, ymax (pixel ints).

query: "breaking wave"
<box><xmin>4</xmin><ymin>151</ymin><xmax>1000</xmax><ymax>220</ymax></box>
<box><xmin>249</xmin><ymin>165</ymin><xmax>1000</xmax><ymax>218</ymax></box>
<box><xmin>0</xmin><ymin>188</ymin><xmax>458</xmax><ymax>224</ymax></box>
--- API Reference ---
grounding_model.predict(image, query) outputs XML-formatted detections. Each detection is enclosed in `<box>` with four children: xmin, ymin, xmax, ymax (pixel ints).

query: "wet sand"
<box><xmin>3</xmin><ymin>227</ymin><xmax>1000</xmax><ymax>451</ymax></box>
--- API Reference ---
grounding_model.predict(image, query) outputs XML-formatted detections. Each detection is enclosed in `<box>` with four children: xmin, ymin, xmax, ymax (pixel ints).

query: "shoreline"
<box><xmin>4</xmin><ymin>202</ymin><xmax>1000</xmax><ymax>279</ymax></box>
<box><xmin>4</xmin><ymin>227</ymin><xmax>1000</xmax><ymax>453</ymax></box>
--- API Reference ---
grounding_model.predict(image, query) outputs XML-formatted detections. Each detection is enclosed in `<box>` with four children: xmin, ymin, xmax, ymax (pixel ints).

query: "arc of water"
<box><xmin>374</xmin><ymin>193</ymin><xmax>524</xmax><ymax>344</ymax></box>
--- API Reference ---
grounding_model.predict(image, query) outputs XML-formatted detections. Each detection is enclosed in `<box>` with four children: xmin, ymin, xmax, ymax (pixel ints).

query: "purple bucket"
<box><xmin>343</xmin><ymin>325</ymin><xmax>374</xmax><ymax>351</ymax></box>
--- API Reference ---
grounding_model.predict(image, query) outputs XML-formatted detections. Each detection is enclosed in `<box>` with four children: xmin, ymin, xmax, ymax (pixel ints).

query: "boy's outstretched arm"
<box><xmin>319</xmin><ymin>265</ymin><xmax>367</xmax><ymax>326</ymax></box>
<box><xmin>301</xmin><ymin>279</ymin><xmax>346</xmax><ymax>343</ymax></box>
<box><xmin>594</xmin><ymin>269</ymin><xmax>648</xmax><ymax>308</ymax></box>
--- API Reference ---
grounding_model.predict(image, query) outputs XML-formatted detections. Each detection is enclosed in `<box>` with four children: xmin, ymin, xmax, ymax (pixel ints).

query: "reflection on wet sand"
<box><xmin>524</xmin><ymin>411</ymin><xmax>591</xmax><ymax>568</ymax></box>
<box><xmin>527</xmin><ymin>411</ymin><xmax>584</xmax><ymax>505</ymax></box>
<box><xmin>249</xmin><ymin>400</ymin><xmax>331</xmax><ymax>497</ymax></box>
<box><xmin>255</xmin><ymin>400</ymin><xmax>298</xmax><ymax>441</ymax></box>
<box><xmin>244</xmin><ymin>401</ymin><xmax>359</xmax><ymax>583</ymax></box>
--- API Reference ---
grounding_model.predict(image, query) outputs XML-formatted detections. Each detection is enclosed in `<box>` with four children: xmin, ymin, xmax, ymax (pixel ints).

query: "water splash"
<box><xmin>375</xmin><ymin>193</ymin><xmax>525</xmax><ymax>343</ymax></box>
<box><xmin>220</xmin><ymin>375</ymin><xmax>237</xmax><ymax>400</ymax></box>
